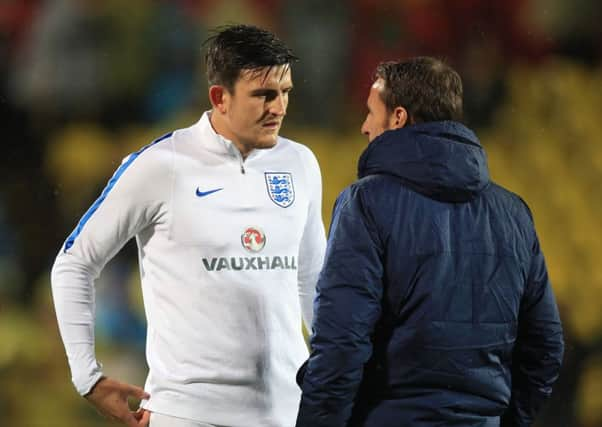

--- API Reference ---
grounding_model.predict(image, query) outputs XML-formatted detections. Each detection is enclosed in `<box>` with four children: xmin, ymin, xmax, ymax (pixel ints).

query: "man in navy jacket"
<box><xmin>295</xmin><ymin>57</ymin><xmax>563</xmax><ymax>427</ymax></box>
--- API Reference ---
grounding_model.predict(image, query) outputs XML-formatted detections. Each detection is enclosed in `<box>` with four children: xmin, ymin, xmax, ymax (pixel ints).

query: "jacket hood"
<box><xmin>357</xmin><ymin>121</ymin><xmax>490</xmax><ymax>202</ymax></box>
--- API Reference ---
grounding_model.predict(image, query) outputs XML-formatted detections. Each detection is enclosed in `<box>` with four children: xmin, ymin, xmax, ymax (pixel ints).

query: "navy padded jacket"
<box><xmin>296</xmin><ymin>121</ymin><xmax>563</xmax><ymax>427</ymax></box>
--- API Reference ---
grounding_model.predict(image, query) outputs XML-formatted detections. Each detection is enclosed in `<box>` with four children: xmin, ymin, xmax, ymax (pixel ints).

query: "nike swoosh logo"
<box><xmin>196</xmin><ymin>187</ymin><xmax>223</xmax><ymax>197</ymax></box>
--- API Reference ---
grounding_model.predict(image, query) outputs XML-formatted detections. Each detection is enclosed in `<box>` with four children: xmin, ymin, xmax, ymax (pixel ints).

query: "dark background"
<box><xmin>1</xmin><ymin>1</ymin><xmax>601</xmax><ymax>425</ymax></box>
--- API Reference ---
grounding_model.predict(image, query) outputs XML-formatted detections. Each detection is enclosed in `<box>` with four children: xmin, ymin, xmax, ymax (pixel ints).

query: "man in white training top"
<box><xmin>51</xmin><ymin>24</ymin><xmax>326</xmax><ymax>427</ymax></box>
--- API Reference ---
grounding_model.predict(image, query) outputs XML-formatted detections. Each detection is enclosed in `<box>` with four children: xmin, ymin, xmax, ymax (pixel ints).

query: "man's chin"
<box><xmin>256</xmin><ymin>141</ymin><xmax>278</xmax><ymax>150</ymax></box>
<box><xmin>255</xmin><ymin>135</ymin><xmax>279</xmax><ymax>149</ymax></box>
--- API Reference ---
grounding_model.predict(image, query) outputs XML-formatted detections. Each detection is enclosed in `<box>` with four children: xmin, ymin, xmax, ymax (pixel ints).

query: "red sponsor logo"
<box><xmin>241</xmin><ymin>227</ymin><xmax>266</xmax><ymax>252</ymax></box>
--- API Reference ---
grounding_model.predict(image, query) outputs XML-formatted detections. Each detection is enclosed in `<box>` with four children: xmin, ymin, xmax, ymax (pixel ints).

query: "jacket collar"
<box><xmin>192</xmin><ymin>111</ymin><xmax>241</xmax><ymax>157</ymax></box>
<box><xmin>358</xmin><ymin>121</ymin><xmax>490</xmax><ymax>203</ymax></box>
<box><xmin>192</xmin><ymin>111</ymin><xmax>275</xmax><ymax>161</ymax></box>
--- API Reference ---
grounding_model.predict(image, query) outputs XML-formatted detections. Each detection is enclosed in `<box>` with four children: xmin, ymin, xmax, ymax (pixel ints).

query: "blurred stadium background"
<box><xmin>1</xmin><ymin>0</ymin><xmax>601</xmax><ymax>426</ymax></box>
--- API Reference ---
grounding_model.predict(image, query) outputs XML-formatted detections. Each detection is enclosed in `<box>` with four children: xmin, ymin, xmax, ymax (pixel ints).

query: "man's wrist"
<box><xmin>84</xmin><ymin>375</ymin><xmax>106</xmax><ymax>398</ymax></box>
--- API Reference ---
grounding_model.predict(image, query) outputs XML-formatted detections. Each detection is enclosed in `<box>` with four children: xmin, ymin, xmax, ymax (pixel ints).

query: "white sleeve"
<box><xmin>297</xmin><ymin>147</ymin><xmax>326</xmax><ymax>330</ymax></box>
<box><xmin>51</xmin><ymin>138</ymin><xmax>173</xmax><ymax>395</ymax></box>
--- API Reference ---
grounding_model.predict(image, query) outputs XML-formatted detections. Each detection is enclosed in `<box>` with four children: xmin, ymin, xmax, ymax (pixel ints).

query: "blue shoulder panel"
<box><xmin>63</xmin><ymin>132</ymin><xmax>173</xmax><ymax>252</ymax></box>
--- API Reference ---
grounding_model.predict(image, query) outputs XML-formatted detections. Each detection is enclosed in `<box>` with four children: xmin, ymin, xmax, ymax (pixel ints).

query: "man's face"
<box><xmin>361</xmin><ymin>78</ymin><xmax>396</xmax><ymax>142</ymax></box>
<box><xmin>221</xmin><ymin>65</ymin><xmax>292</xmax><ymax>153</ymax></box>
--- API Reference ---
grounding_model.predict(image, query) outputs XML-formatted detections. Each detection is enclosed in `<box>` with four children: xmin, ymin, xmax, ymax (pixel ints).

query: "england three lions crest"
<box><xmin>265</xmin><ymin>172</ymin><xmax>295</xmax><ymax>208</ymax></box>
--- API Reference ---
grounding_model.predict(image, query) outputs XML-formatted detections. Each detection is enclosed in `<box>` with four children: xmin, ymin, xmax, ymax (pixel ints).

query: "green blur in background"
<box><xmin>1</xmin><ymin>0</ymin><xmax>601</xmax><ymax>426</ymax></box>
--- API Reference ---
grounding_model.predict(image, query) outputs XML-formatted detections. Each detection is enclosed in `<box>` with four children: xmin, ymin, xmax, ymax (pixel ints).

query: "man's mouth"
<box><xmin>262</xmin><ymin>121</ymin><xmax>280</xmax><ymax>129</ymax></box>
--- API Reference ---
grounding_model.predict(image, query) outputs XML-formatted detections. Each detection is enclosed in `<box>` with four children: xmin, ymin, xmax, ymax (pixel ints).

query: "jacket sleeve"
<box><xmin>50</xmin><ymin>140</ymin><xmax>172</xmax><ymax>395</ymax></box>
<box><xmin>296</xmin><ymin>184</ymin><xmax>384</xmax><ymax>427</ymax></box>
<box><xmin>296</xmin><ymin>146</ymin><xmax>327</xmax><ymax>330</ymax></box>
<box><xmin>502</xmin><ymin>230</ymin><xmax>564</xmax><ymax>427</ymax></box>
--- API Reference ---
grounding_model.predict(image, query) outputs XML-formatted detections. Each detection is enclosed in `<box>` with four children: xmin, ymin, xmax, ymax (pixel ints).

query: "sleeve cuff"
<box><xmin>74</xmin><ymin>366</ymin><xmax>104</xmax><ymax>396</ymax></box>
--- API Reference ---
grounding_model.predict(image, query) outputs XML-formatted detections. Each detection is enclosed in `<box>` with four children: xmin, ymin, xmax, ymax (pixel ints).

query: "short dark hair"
<box><xmin>375</xmin><ymin>57</ymin><xmax>463</xmax><ymax>123</ymax></box>
<box><xmin>204</xmin><ymin>24</ymin><xmax>298</xmax><ymax>92</ymax></box>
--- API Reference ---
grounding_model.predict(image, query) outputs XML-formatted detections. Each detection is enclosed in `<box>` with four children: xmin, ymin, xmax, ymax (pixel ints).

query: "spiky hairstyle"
<box><xmin>204</xmin><ymin>24</ymin><xmax>298</xmax><ymax>91</ymax></box>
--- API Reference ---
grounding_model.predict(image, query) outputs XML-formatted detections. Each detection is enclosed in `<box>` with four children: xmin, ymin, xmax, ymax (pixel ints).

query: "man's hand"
<box><xmin>85</xmin><ymin>377</ymin><xmax>151</xmax><ymax>427</ymax></box>
<box><xmin>133</xmin><ymin>408</ymin><xmax>151</xmax><ymax>426</ymax></box>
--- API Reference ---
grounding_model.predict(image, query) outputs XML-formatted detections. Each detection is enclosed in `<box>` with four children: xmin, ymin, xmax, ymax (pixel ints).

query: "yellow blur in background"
<box><xmin>1</xmin><ymin>1</ymin><xmax>602</xmax><ymax>426</ymax></box>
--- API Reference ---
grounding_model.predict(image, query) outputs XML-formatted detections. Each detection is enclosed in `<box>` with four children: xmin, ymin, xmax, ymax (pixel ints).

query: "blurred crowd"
<box><xmin>1</xmin><ymin>0</ymin><xmax>602</xmax><ymax>426</ymax></box>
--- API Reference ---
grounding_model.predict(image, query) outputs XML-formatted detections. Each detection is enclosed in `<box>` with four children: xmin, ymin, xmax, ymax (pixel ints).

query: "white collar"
<box><xmin>193</xmin><ymin>111</ymin><xmax>278</xmax><ymax>161</ymax></box>
<box><xmin>193</xmin><ymin>111</ymin><xmax>240</xmax><ymax>157</ymax></box>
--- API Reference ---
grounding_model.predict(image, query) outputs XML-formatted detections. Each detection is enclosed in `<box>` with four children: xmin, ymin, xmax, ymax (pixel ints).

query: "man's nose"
<box><xmin>269</xmin><ymin>94</ymin><xmax>287</xmax><ymax>116</ymax></box>
<box><xmin>360</xmin><ymin>120</ymin><xmax>369</xmax><ymax>136</ymax></box>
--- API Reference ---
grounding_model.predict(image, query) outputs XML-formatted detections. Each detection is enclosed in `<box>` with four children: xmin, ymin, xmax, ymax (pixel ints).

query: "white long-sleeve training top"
<box><xmin>51</xmin><ymin>112</ymin><xmax>326</xmax><ymax>427</ymax></box>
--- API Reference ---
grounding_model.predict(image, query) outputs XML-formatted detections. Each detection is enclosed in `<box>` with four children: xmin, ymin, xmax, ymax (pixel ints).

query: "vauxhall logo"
<box><xmin>202</xmin><ymin>255</ymin><xmax>297</xmax><ymax>271</ymax></box>
<box><xmin>202</xmin><ymin>226</ymin><xmax>297</xmax><ymax>271</ymax></box>
<box><xmin>241</xmin><ymin>226</ymin><xmax>265</xmax><ymax>252</ymax></box>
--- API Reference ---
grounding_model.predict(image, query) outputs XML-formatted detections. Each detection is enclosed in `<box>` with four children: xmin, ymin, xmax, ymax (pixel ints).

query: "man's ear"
<box><xmin>209</xmin><ymin>85</ymin><xmax>228</xmax><ymax>113</ymax></box>
<box><xmin>391</xmin><ymin>106</ymin><xmax>408</xmax><ymax>129</ymax></box>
